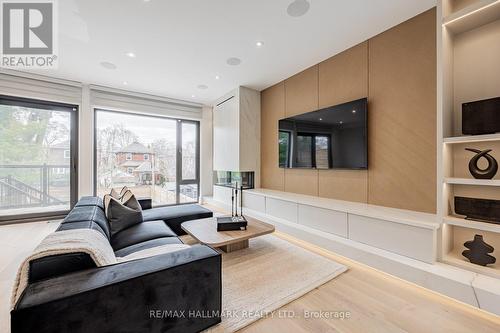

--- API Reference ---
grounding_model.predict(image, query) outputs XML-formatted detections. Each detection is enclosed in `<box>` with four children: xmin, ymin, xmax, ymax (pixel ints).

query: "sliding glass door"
<box><xmin>94</xmin><ymin>110</ymin><xmax>199</xmax><ymax>206</ymax></box>
<box><xmin>0</xmin><ymin>95</ymin><xmax>78</xmax><ymax>222</ymax></box>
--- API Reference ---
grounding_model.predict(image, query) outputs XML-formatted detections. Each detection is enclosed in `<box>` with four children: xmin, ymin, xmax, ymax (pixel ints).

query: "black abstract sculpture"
<box><xmin>466</xmin><ymin>148</ymin><xmax>498</xmax><ymax>179</ymax></box>
<box><xmin>462</xmin><ymin>234</ymin><xmax>496</xmax><ymax>266</ymax></box>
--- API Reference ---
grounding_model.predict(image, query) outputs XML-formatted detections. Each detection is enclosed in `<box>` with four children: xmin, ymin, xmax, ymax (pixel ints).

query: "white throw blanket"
<box><xmin>11</xmin><ymin>229</ymin><xmax>116</xmax><ymax>309</ymax></box>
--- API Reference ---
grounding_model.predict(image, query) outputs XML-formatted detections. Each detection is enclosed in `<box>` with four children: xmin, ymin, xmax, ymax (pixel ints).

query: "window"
<box><xmin>0</xmin><ymin>95</ymin><xmax>78</xmax><ymax>222</ymax></box>
<box><xmin>95</xmin><ymin>110</ymin><xmax>199</xmax><ymax>206</ymax></box>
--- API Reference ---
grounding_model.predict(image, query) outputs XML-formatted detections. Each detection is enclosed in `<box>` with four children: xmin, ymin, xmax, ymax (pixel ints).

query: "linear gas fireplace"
<box><xmin>214</xmin><ymin>171</ymin><xmax>254</xmax><ymax>189</ymax></box>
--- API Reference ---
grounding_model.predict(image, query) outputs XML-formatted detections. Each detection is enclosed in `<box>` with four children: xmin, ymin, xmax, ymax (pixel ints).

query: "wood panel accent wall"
<box><xmin>260</xmin><ymin>8</ymin><xmax>437</xmax><ymax>213</ymax></box>
<box><xmin>318</xmin><ymin>41</ymin><xmax>369</xmax><ymax>203</ymax></box>
<box><xmin>261</xmin><ymin>82</ymin><xmax>285</xmax><ymax>190</ymax></box>
<box><xmin>284</xmin><ymin>66</ymin><xmax>319</xmax><ymax>117</ymax></box>
<box><xmin>368</xmin><ymin>8</ymin><xmax>436</xmax><ymax>213</ymax></box>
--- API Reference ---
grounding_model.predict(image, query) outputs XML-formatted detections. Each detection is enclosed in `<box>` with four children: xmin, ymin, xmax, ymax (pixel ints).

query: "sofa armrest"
<box><xmin>12</xmin><ymin>245</ymin><xmax>221</xmax><ymax>333</ymax></box>
<box><xmin>138</xmin><ymin>198</ymin><xmax>152</xmax><ymax>210</ymax></box>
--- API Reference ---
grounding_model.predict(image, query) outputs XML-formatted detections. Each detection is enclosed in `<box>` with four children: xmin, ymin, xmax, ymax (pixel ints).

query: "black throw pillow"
<box><xmin>104</xmin><ymin>190</ymin><xmax>143</xmax><ymax>236</ymax></box>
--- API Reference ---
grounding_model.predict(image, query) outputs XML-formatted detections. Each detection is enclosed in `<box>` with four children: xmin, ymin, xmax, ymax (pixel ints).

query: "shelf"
<box><xmin>443</xmin><ymin>133</ymin><xmax>500</xmax><ymax>144</ymax></box>
<box><xmin>443</xmin><ymin>0</ymin><xmax>500</xmax><ymax>35</ymax></box>
<box><xmin>444</xmin><ymin>215</ymin><xmax>500</xmax><ymax>233</ymax></box>
<box><xmin>443</xmin><ymin>251</ymin><xmax>500</xmax><ymax>279</ymax></box>
<box><xmin>444</xmin><ymin>177</ymin><xmax>500</xmax><ymax>186</ymax></box>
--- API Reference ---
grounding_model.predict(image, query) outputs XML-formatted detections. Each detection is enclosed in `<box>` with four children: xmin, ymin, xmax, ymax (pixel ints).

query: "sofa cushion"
<box><xmin>62</xmin><ymin>206</ymin><xmax>110</xmax><ymax>239</ymax></box>
<box><xmin>74</xmin><ymin>196</ymin><xmax>104</xmax><ymax>210</ymax></box>
<box><xmin>104</xmin><ymin>192</ymin><xmax>143</xmax><ymax>236</ymax></box>
<box><xmin>57</xmin><ymin>221</ymin><xmax>108</xmax><ymax>239</ymax></box>
<box><xmin>118</xmin><ymin>243</ymin><xmax>191</xmax><ymax>262</ymax></box>
<box><xmin>29</xmin><ymin>253</ymin><xmax>97</xmax><ymax>283</ymax></box>
<box><xmin>111</xmin><ymin>220</ymin><xmax>177</xmax><ymax>251</ymax></box>
<box><xmin>142</xmin><ymin>204</ymin><xmax>213</xmax><ymax>235</ymax></box>
<box><xmin>114</xmin><ymin>237</ymin><xmax>184</xmax><ymax>257</ymax></box>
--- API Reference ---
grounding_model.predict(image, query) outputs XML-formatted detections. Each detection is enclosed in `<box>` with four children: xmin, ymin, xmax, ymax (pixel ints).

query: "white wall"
<box><xmin>200</xmin><ymin>106</ymin><xmax>213</xmax><ymax>197</ymax></box>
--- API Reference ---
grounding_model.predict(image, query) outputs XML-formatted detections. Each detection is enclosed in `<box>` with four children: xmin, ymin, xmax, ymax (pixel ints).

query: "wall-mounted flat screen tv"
<box><xmin>279</xmin><ymin>98</ymin><xmax>367</xmax><ymax>169</ymax></box>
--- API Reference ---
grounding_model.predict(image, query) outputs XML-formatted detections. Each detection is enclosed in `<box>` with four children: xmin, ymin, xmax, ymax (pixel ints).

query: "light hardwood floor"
<box><xmin>1</xmin><ymin>220</ymin><xmax>500</xmax><ymax>333</ymax></box>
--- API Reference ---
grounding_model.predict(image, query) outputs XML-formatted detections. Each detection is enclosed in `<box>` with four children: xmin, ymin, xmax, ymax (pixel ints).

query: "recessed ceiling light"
<box><xmin>191</xmin><ymin>94</ymin><xmax>196</xmax><ymax>98</ymax></box>
<box><xmin>215</xmin><ymin>75</ymin><xmax>220</xmax><ymax>80</ymax></box>
<box><xmin>256</xmin><ymin>41</ymin><xmax>264</xmax><ymax>47</ymax></box>
<box><xmin>197</xmin><ymin>84</ymin><xmax>208</xmax><ymax>90</ymax></box>
<box><xmin>319</xmin><ymin>118</ymin><xmax>323</xmax><ymax>121</ymax></box>
<box><xmin>100</xmin><ymin>61</ymin><xmax>117</xmax><ymax>70</ymax></box>
<box><xmin>339</xmin><ymin>121</ymin><xmax>343</xmax><ymax>124</ymax></box>
<box><xmin>125</xmin><ymin>52</ymin><xmax>136</xmax><ymax>58</ymax></box>
<box><xmin>123</xmin><ymin>81</ymin><xmax>128</xmax><ymax>85</ymax></box>
<box><xmin>287</xmin><ymin>0</ymin><xmax>310</xmax><ymax>17</ymax></box>
<box><xmin>352</xmin><ymin>109</ymin><xmax>356</xmax><ymax>114</ymax></box>
<box><xmin>226</xmin><ymin>57</ymin><xmax>242</xmax><ymax>66</ymax></box>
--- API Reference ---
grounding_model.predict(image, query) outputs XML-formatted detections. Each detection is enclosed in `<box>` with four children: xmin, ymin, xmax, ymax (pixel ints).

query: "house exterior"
<box><xmin>115</xmin><ymin>142</ymin><xmax>163</xmax><ymax>185</ymax></box>
<box><xmin>47</xmin><ymin>140</ymin><xmax>71</xmax><ymax>176</ymax></box>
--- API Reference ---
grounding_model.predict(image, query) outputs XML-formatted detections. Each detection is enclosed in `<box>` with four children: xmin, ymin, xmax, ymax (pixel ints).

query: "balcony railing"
<box><xmin>0</xmin><ymin>164</ymin><xmax>70</xmax><ymax>210</ymax></box>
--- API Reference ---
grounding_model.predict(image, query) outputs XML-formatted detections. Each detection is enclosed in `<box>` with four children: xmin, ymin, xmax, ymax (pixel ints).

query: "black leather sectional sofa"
<box><xmin>11</xmin><ymin>196</ymin><xmax>222</xmax><ymax>333</ymax></box>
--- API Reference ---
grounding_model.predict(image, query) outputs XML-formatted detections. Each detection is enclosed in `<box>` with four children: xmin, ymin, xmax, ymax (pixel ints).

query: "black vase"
<box><xmin>462</xmin><ymin>234</ymin><xmax>496</xmax><ymax>266</ymax></box>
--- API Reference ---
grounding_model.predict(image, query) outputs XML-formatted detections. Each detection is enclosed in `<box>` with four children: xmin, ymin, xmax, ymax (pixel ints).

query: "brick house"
<box><xmin>115</xmin><ymin>142</ymin><xmax>163</xmax><ymax>185</ymax></box>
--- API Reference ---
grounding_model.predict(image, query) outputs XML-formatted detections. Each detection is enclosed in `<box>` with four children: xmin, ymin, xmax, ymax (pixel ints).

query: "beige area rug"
<box><xmin>204</xmin><ymin>234</ymin><xmax>348</xmax><ymax>333</ymax></box>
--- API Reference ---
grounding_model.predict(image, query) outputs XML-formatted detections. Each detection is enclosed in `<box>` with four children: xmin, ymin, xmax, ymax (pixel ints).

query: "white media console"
<box><xmin>205</xmin><ymin>185</ymin><xmax>500</xmax><ymax>315</ymax></box>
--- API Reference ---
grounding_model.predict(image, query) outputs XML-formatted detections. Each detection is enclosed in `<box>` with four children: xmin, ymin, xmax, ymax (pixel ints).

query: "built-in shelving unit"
<box><xmin>444</xmin><ymin>215</ymin><xmax>500</xmax><ymax>233</ymax></box>
<box><xmin>442</xmin><ymin>251</ymin><xmax>500</xmax><ymax>279</ymax></box>
<box><xmin>443</xmin><ymin>0</ymin><xmax>500</xmax><ymax>34</ymax></box>
<box><xmin>443</xmin><ymin>133</ymin><xmax>500</xmax><ymax>144</ymax></box>
<box><xmin>438</xmin><ymin>0</ymin><xmax>500</xmax><ymax>282</ymax></box>
<box><xmin>444</xmin><ymin>177</ymin><xmax>500</xmax><ymax>186</ymax></box>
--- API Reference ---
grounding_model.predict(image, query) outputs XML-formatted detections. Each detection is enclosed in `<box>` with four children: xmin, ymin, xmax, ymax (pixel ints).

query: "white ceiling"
<box><xmin>32</xmin><ymin>0</ymin><xmax>436</xmax><ymax>104</ymax></box>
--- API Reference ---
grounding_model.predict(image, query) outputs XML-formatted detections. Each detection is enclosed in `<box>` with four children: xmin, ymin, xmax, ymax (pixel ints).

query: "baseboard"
<box><xmin>203</xmin><ymin>196</ymin><xmax>500</xmax><ymax>316</ymax></box>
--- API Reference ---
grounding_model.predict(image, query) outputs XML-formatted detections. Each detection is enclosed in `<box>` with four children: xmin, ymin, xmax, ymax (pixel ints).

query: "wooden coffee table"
<box><xmin>181</xmin><ymin>216</ymin><xmax>275</xmax><ymax>252</ymax></box>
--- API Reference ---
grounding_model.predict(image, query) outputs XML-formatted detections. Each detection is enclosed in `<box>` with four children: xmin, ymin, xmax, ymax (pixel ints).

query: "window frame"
<box><xmin>0</xmin><ymin>95</ymin><xmax>79</xmax><ymax>224</ymax></box>
<box><xmin>93</xmin><ymin>109</ymin><xmax>200</xmax><ymax>207</ymax></box>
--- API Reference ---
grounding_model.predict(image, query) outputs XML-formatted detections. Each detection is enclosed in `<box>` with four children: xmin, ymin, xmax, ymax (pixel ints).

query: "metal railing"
<box><xmin>0</xmin><ymin>164</ymin><xmax>69</xmax><ymax>209</ymax></box>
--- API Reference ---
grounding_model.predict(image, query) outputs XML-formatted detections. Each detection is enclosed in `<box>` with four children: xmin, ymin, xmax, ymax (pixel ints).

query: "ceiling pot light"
<box><xmin>191</xmin><ymin>94</ymin><xmax>196</xmax><ymax>98</ymax></box>
<box><xmin>197</xmin><ymin>84</ymin><xmax>208</xmax><ymax>90</ymax></box>
<box><xmin>215</xmin><ymin>75</ymin><xmax>220</xmax><ymax>80</ymax></box>
<box><xmin>226</xmin><ymin>57</ymin><xmax>242</xmax><ymax>66</ymax></box>
<box><xmin>352</xmin><ymin>109</ymin><xmax>357</xmax><ymax>114</ymax></box>
<box><xmin>256</xmin><ymin>41</ymin><xmax>264</xmax><ymax>47</ymax></box>
<box><xmin>123</xmin><ymin>81</ymin><xmax>128</xmax><ymax>85</ymax></box>
<box><xmin>125</xmin><ymin>52</ymin><xmax>136</xmax><ymax>58</ymax></box>
<box><xmin>287</xmin><ymin>0</ymin><xmax>310</xmax><ymax>17</ymax></box>
<box><xmin>100</xmin><ymin>61</ymin><xmax>117</xmax><ymax>70</ymax></box>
